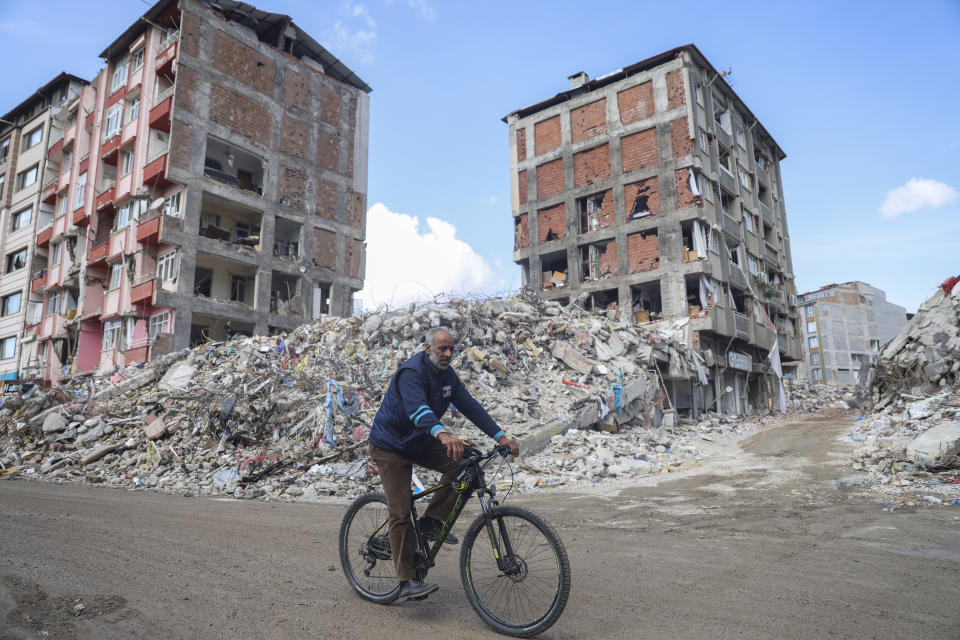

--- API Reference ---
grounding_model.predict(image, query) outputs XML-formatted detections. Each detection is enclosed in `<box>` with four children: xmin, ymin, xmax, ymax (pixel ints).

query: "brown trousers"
<box><xmin>369</xmin><ymin>440</ymin><xmax>458</xmax><ymax>581</ymax></box>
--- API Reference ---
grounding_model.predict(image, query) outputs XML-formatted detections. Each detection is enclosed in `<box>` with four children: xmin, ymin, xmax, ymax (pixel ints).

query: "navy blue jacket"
<box><xmin>370</xmin><ymin>350</ymin><xmax>504</xmax><ymax>458</ymax></box>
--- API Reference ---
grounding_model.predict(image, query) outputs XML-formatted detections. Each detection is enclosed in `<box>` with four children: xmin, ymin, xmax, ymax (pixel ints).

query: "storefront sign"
<box><xmin>728</xmin><ymin>352</ymin><xmax>753</xmax><ymax>371</ymax></box>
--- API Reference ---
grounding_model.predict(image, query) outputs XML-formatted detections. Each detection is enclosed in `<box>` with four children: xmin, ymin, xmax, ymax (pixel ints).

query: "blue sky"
<box><xmin>2</xmin><ymin>0</ymin><xmax>958</xmax><ymax>313</ymax></box>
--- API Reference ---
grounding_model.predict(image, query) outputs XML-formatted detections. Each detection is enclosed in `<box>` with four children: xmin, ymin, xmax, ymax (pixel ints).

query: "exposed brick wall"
<box><xmin>621</xmin><ymin>128</ymin><xmax>658</xmax><ymax>174</ymax></box>
<box><xmin>571</xmin><ymin>98</ymin><xmax>606</xmax><ymax>142</ymax></box>
<box><xmin>671</xmin><ymin>118</ymin><xmax>692</xmax><ymax>158</ymax></box>
<box><xmin>175</xmin><ymin>65</ymin><xmax>197</xmax><ymax>113</ymax></box>
<box><xmin>346</xmin><ymin>139</ymin><xmax>354</xmax><ymax>179</ymax></box>
<box><xmin>598</xmin><ymin>240</ymin><xmax>618</xmax><ymax>277</ymax></box>
<box><xmin>316</xmin><ymin>178</ymin><xmax>338</xmax><ymax>219</ymax></box>
<box><xmin>281</xmin><ymin>116</ymin><xmax>309</xmax><ymax>159</ymax></box>
<box><xmin>580</xmin><ymin>189</ymin><xmax>615</xmax><ymax>230</ymax></box>
<box><xmin>348</xmin><ymin>238</ymin><xmax>363</xmax><ymax>278</ymax></box>
<box><xmin>168</xmin><ymin>120</ymin><xmax>191</xmax><ymax>171</ymax></box>
<box><xmin>347</xmin><ymin>190</ymin><xmax>364</xmax><ymax>229</ymax></box>
<box><xmin>210</xmin><ymin>84</ymin><xmax>271</xmax><ymax>146</ymax></box>
<box><xmin>213</xmin><ymin>30</ymin><xmax>274</xmax><ymax>97</ymax></box>
<box><xmin>514</xmin><ymin>213</ymin><xmax>529</xmax><ymax>249</ymax></box>
<box><xmin>627</xmin><ymin>230</ymin><xmax>660</xmax><ymax>273</ymax></box>
<box><xmin>179</xmin><ymin>10</ymin><xmax>201</xmax><ymax>58</ymax></box>
<box><xmin>617</xmin><ymin>81</ymin><xmax>654</xmax><ymax>124</ymax></box>
<box><xmin>573</xmin><ymin>144</ymin><xmax>610</xmax><ymax>189</ymax></box>
<box><xmin>284</xmin><ymin>70</ymin><xmax>311</xmax><ymax>113</ymax></box>
<box><xmin>624</xmin><ymin>177</ymin><xmax>660</xmax><ymax>218</ymax></box>
<box><xmin>320</xmin><ymin>86</ymin><xmax>341</xmax><ymax>126</ymax></box>
<box><xmin>667</xmin><ymin>69</ymin><xmax>685</xmax><ymax>110</ymax></box>
<box><xmin>675</xmin><ymin>169</ymin><xmax>699</xmax><ymax>208</ymax></box>
<box><xmin>516</xmin><ymin>128</ymin><xmax>526</xmax><ymax>162</ymax></box>
<box><xmin>538</xmin><ymin>204</ymin><xmax>566</xmax><ymax>242</ymax></box>
<box><xmin>314</xmin><ymin>228</ymin><xmax>336</xmax><ymax>269</ymax></box>
<box><xmin>534</xmin><ymin>116</ymin><xmax>561</xmax><ymax>155</ymax></box>
<box><xmin>536</xmin><ymin>160</ymin><xmax>563</xmax><ymax>199</ymax></box>
<box><xmin>317</xmin><ymin>130</ymin><xmax>339</xmax><ymax>172</ymax></box>
<box><xmin>278</xmin><ymin>166</ymin><xmax>306</xmax><ymax>211</ymax></box>
<box><xmin>518</xmin><ymin>169</ymin><xmax>528</xmax><ymax>205</ymax></box>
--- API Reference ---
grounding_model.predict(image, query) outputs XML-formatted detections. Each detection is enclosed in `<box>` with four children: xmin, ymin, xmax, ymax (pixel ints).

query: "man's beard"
<box><xmin>429</xmin><ymin>350</ymin><xmax>450</xmax><ymax>370</ymax></box>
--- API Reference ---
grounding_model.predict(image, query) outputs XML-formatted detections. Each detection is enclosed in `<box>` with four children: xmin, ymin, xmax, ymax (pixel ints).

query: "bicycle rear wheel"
<box><xmin>338</xmin><ymin>492</ymin><xmax>401</xmax><ymax>604</ymax></box>
<box><xmin>460</xmin><ymin>506</ymin><xmax>570</xmax><ymax>637</ymax></box>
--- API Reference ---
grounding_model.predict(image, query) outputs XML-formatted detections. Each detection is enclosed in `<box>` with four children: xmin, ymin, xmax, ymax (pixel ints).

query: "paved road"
<box><xmin>1</xmin><ymin>414</ymin><xmax>958</xmax><ymax>639</ymax></box>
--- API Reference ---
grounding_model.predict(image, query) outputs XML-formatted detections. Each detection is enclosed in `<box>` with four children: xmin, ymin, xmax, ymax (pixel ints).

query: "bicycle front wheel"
<box><xmin>460</xmin><ymin>506</ymin><xmax>570</xmax><ymax>637</ymax></box>
<box><xmin>338</xmin><ymin>492</ymin><xmax>401</xmax><ymax>604</ymax></box>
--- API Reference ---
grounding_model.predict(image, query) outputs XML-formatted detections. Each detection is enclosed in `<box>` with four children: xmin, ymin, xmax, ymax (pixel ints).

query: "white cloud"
<box><xmin>408</xmin><ymin>0</ymin><xmax>437</xmax><ymax>21</ymax></box>
<box><xmin>358</xmin><ymin>203</ymin><xmax>498</xmax><ymax>309</ymax></box>
<box><xmin>880</xmin><ymin>178</ymin><xmax>958</xmax><ymax>218</ymax></box>
<box><xmin>325</xmin><ymin>3</ymin><xmax>377</xmax><ymax>64</ymax></box>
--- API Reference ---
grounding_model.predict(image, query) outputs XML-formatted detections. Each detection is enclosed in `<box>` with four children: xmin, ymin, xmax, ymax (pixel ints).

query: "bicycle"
<box><xmin>338</xmin><ymin>445</ymin><xmax>571</xmax><ymax>637</ymax></box>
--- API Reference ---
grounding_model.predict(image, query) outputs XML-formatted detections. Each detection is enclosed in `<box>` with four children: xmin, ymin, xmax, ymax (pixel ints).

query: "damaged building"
<box><xmin>798</xmin><ymin>281</ymin><xmax>908</xmax><ymax>386</ymax></box>
<box><xmin>16</xmin><ymin>0</ymin><xmax>370</xmax><ymax>384</ymax></box>
<box><xmin>505</xmin><ymin>44</ymin><xmax>803</xmax><ymax>416</ymax></box>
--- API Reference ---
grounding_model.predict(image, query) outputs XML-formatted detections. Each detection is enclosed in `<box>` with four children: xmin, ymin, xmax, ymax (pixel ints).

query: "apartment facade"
<box><xmin>798</xmin><ymin>281</ymin><xmax>907</xmax><ymax>386</ymax></box>
<box><xmin>21</xmin><ymin>0</ymin><xmax>370</xmax><ymax>383</ymax></box>
<box><xmin>506</xmin><ymin>45</ymin><xmax>802</xmax><ymax>415</ymax></box>
<box><xmin>0</xmin><ymin>74</ymin><xmax>89</xmax><ymax>384</ymax></box>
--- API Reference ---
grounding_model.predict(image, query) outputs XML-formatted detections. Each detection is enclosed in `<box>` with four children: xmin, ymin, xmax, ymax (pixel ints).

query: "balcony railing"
<box><xmin>734</xmin><ymin>312</ymin><xmax>751</xmax><ymax>338</ymax></box>
<box><xmin>759</xmin><ymin>200</ymin><xmax>774</xmax><ymax>227</ymax></box>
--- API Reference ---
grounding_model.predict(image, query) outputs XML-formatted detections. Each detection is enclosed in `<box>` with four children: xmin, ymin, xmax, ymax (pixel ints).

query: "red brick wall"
<box><xmin>621</xmin><ymin>128</ymin><xmax>658</xmax><ymax>174</ymax></box>
<box><xmin>284</xmin><ymin>70</ymin><xmax>311</xmax><ymax>113</ymax></box>
<box><xmin>320</xmin><ymin>86</ymin><xmax>340</xmax><ymax>126</ymax></box>
<box><xmin>314</xmin><ymin>228</ymin><xmax>337</xmax><ymax>269</ymax></box>
<box><xmin>581</xmin><ymin>189</ymin><xmax>615</xmax><ymax>230</ymax></box>
<box><xmin>213</xmin><ymin>30</ymin><xmax>274</xmax><ymax>97</ymax></box>
<box><xmin>617</xmin><ymin>81</ymin><xmax>654</xmax><ymax>124</ymax></box>
<box><xmin>281</xmin><ymin>116</ymin><xmax>309</xmax><ymax>159</ymax></box>
<box><xmin>168</xmin><ymin>120</ymin><xmax>191</xmax><ymax>171</ymax></box>
<box><xmin>538</xmin><ymin>204</ymin><xmax>566</xmax><ymax>242</ymax></box>
<box><xmin>671</xmin><ymin>118</ymin><xmax>692</xmax><ymax>158</ymax></box>
<box><xmin>667</xmin><ymin>69</ymin><xmax>685</xmax><ymax>110</ymax></box>
<box><xmin>278</xmin><ymin>166</ymin><xmax>306</xmax><ymax>210</ymax></box>
<box><xmin>179</xmin><ymin>11</ymin><xmax>201</xmax><ymax>58</ymax></box>
<box><xmin>210</xmin><ymin>84</ymin><xmax>271</xmax><ymax>145</ymax></box>
<box><xmin>573</xmin><ymin>144</ymin><xmax>610</xmax><ymax>188</ymax></box>
<box><xmin>317</xmin><ymin>130</ymin><xmax>339</xmax><ymax>172</ymax></box>
<box><xmin>175</xmin><ymin>65</ymin><xmax>196</xmax><ymax>113</ymax></box>
<box><xmin>627</xmin><ymin>230</ymin><xmax>660</xmax><ymax>273</ymax></box>
<box><xmin>534</xmin><ymin>116</ymin><xmax>561</xmax><ymax>155</ymax></box>
<box><xmin>536</xmin><ymin>160</ymin><xmax>563</xmax><ymax>199</ymax></box>
<box><xmin>348</xmin><ymin>238</ymin><xmax>363</xmax><ymax>278</ymax></box>
<box><xmin>347</xmin><ymin>190</ymin><xmax>364</xmax><ymax>229</ymax></box>
<box><xmin>516</xmin><ymin>129</ymin><xmax>526</xmax><ymax>162</ymax></box>
<box><xmin>571</xmin><ymin>98</ymin><xmax>606</xmax><ymax>142</ymax></box>
<box><xmin>597</xmin><ymin>240</ymin><xmax>617</xmax><ymax>277</ymax></box>
<box><xmin>515</xmin><ymin>213</ymin><xmax>529</xmax><ymax>249</ymax></box>
<box><xmin>624</xmin><ymin>178</ymin><xmax>660</xmax><ymax>218</ymax></box>
<box><xmin>675</xmin><ymin>169</ymin><xmax>699</xmax><ymax>208</ymax></box>
<box><xmin>316</xmin><ymin>178</ymin><xmax>338</xmax><ymax>219</ymax></box>
<box><xmin>518</xmin><ymin>169</ymin><xmax>528</xmax><ymax>205</ymax></box>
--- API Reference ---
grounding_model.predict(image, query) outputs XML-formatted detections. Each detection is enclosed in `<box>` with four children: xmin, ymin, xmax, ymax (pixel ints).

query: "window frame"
<box><xmin>157</xmin><ymin>251</ymin><xmax>178</xmax><ymax>282</ymax></box>
<box><xmin>6</xmin><ymin>248</ymin><xmax>27</xmax><ymax>273</ymax></box>
<box><xmin>111</xmin><ymin>57</ymin><xmax>129</xmax><ymax>92</ymax></box>
<box><xmin>46</xmin><ymin>290</ymin><xmax>60</xmax><ymax>316</ymax></box>
<box><xmin>50</xmin><ymin>242</ymin><xmax>62</xmax><ymax>267</ymax></box>
<box><xmin>0</xmin><ymin>336</ymin><xmax>15</xmax><ymax>360</ymax></box>
<box><xmin>108</xmin><ymin>263</ymin><xmax>123</xmax><ymax>290</ymax></box>
<box><xmin>131</xmin><ymin>47</ymin><xmax>145</xmax><ymax>72</ymax></box>
<box><xmin>120</xmin><ymin>148</ymin><xmax>134</xmax><ymax>176</ymax></box>
<box><xmin>104</xmin><ymin>103</ymin><xmax>123</xmax><ymax>139</ymax></box>
<box><xmin>1</xmin><ymin>291</ymin><xmax>22</xmax><ymax>316</ymax></box>
<box><xmin>102</xmin><ymin>319</ymin><xmax>122</xmax><ymax>351</ymax></box>
<box><xmin>23</xmin><ymin>126</ymin><xmax>43</xmax><ymax>150</ymax></box>
<box><xmin>0</xmin><ymin>138</ymin><xmax>9</xmax><ymax>164</ymax></box>
<box><xmin>17</xmin><ymin>164</ymin><xmax>38</xmax><ymax>190</ymax></box>
<box><xmin>148</xmin><ymin>311</ymin><xmax>169</xmax><ymax>342</ymax></box>
<box><xmin>74</xmin><ymin>172</ymin><xmax>87</xmax><ymax>209</ymax></box>
<box><xmin>12</xmin><ymin>206</ymin><xmax>32</xmax><ymax>231</ymax></box>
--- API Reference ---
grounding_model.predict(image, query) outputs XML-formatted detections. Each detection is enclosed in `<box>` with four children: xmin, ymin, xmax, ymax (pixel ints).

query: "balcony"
<box><xmin>101</xmin><ymin>134</ymin><xmax>122</xmax><ymax>164</ymax></box>
<box><xmin>156</xmin><ymin>38</ymin><xmax>178</xmax><ymax>77</ymax></box>
<box><xmin>759</xmin><ymin>200</ymin><xmax>774</xmax><ymax>227</ymax></box>
<box><xmin>84</xmin><ymin>111</ymin><xmax>95</xmax><ymax>129</ymax></box>
<box><xmin>143</xmin><ymin>153</ymin><xmax>171</xmax><ymax>189</ymax></box>
<box><xmin>31</xmin><ymin>269</ymin><xmax>46</xmax><ymax>293</ymax></box>
<box><xmin>42</xmin><ymin>179</ymin><xmax>58</xmax><ymax>205</ymax></box>
<box><xmin>755</xmin><ymin>161</ymin><xmax>770</xmax><ymax>188</ymax></box>
<box><xmin>88</xmin><ymin>233</ymin><xmax>110</xmax><ymax>265</ymax></box>
<box><xmin>96</xmin><ymin>183</ymin><xmax>117</xmax><ymax>212</ymax></box>
<box><xmin>734</xmin><ymin>312</ymin><xmax>751</xmax><ymax>339</ymax></box>
<box><xmin>72</xmin><ymin>208</ymin><xmax>90</xmax><ymax>227</ymax></box>
<box><xmin>47</xmin><ymin>136</ymin><xmax>64</xmax><ymax>160</ymax></box>
<box><xmin>136</xmin><ymin>210</ymin><xmax>162</xmax><ymax>245</ymax></box>
<box><xmin>148</xmin><ymin>95</ymin><xmax>172</xmax><ymax>133</ymax></box>
<box><xmin>718</xmin><ymin>167</ymin><xmax>736</xmax><ymax>194</ymax></box>
<box><xmin>764</xmin><ymin>242</ymin><xmax>779</xmax><ymax>265</ymax></box>
<box><xmin>721</xmin><ymin>213</ymin><xmax>741</xmax><ymax>240</ymax></box>
<box><xmin>204</xmin><ymin>136</ymin><xmax>263</xmax><ymax>196</ymax></box>
<box><xmin>728</xmin><ymin>264</ymin><xmax>748</xmax><ymax>289</ymax></box>
<box><xmin>130</xmin><ymin>278</ymin><xmax>156</xmax><ymax>304</ymax></box>
<box><xmin>37</xmin><ymin>226</ymin><xmax>53</xmax><ymax>248</ymax></box>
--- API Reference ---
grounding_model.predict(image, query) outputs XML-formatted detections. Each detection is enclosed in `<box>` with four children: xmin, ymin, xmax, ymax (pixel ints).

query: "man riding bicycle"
<box><xmin>369</xmin><ymin>326</ymin><xmax>520</xmax><ymax>603</ymax></box>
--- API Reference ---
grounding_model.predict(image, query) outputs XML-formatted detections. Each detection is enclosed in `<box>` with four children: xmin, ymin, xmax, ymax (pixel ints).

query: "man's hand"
<box><xmin>439</xmin><ymin>432</ymin><xmax>466</xmax><ymax>461</ymax></box>
<box><xmin>497</xmin><ymin>435</ymin><xmax>519</xmax><ymax>458</ymax></box>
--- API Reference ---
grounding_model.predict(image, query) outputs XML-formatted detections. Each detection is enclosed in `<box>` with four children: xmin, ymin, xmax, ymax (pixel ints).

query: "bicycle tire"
<box><xmin>460</xmin><ymin>506</ymin><xmax>570</xmax><ymax>637</ymax></box>
<box><xmin>338</xmin><ymin>492</ymin><xmax>402</xmax><ymax>604</ymax></box>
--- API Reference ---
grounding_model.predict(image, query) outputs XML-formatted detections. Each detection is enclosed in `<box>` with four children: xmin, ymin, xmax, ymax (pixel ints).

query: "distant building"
<box><xmin>505</xmin><ymin>45</ymin><xmax>802</xmax><ymax>416</ymax></box>
<box><xmin>13</xmin><ymin>0</ymin><xmax>370</xmax><ymax>384</ymax></box>
<box><xmin>797</xmin><ymin>281</ymin><xmax>907</xmax><ymax>385</ymax></box>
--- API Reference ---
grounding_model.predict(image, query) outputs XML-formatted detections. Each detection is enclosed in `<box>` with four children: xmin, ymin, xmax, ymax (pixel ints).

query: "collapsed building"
<box><xmin>11</xmin><ymin>0</ymin><xmax>369</xmax><ymax>385</ymax></box>
<box><xmin>505</xmin><ymin>44</ymin><xmax>802</xmax><ymax>417</ymax></box>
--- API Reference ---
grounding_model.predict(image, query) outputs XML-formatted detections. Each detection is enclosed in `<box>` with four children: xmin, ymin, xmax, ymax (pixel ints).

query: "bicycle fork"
<box><xmin>478</xmin><ymin>492</ymin><xmax>521</xmax><ymax>576</ymax></box>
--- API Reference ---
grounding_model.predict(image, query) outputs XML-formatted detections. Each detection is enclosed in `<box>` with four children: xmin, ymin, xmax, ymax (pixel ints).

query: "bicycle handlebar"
<box><xmin>463</xmin><ymin>444</ymin><xmax>511</xmax><ymax>461</ymax></box>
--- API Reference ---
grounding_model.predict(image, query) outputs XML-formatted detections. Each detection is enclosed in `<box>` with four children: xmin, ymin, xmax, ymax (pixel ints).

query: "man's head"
<box><xmin>425</xmin><ymin>326</ymin><xmax>455</xmax><ymax>371</ymax></box>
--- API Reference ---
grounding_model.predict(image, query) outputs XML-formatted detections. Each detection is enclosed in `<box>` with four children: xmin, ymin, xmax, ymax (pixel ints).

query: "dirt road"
<box><xmin>1</xmin><ymin>413</ymin><xmax>958</xmax><ymax>639</ymax></box>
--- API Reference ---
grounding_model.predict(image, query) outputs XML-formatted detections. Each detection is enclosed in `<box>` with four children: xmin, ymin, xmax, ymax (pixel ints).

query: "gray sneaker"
<box><xmin>395</xmin><ymin>579</ymin><xmax>439</xmax><ymax>603</ymax></box>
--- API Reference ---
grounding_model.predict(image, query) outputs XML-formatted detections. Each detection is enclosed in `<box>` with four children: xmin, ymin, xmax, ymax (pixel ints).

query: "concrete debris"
<box><xmin>0</xmin><ymin>295</ymin><xmax>808</xmax><ymax>501</ymax></box>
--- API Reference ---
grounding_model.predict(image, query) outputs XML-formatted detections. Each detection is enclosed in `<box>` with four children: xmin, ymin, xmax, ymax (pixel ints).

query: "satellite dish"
<box><xmin>149</xmin><ymin>197</ymin><xmax>165</xmax><ymax>210</ymax></box>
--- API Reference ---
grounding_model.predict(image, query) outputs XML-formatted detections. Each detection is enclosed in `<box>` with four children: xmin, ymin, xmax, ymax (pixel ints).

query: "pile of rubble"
<box><xmin>0</xmin><ymin>296</ymin><xmax>714</xmax><ymax>500</ymax></box>
<box><xmin>846</xmin><ymin>280</ymin><xmax>960</xmax><ymax>506</ymax></box>
<box><xmin>786</xmin><ymin>381</ymin><xmax>859</xmax><ymax>413</ymax></box>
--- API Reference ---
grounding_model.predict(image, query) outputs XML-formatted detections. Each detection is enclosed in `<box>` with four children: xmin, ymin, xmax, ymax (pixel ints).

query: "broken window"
<box><xmin>730</xmin><ymin>287</ymin><xmax>748</xmax><ymax>314</ymax></box>
<box><xmin>681</xmin><ymin>221</ymin><xmax>708</xmax><ymax>261</ymax></box>
<box><xmin>514</xmin><ymin>215</ymin><xmax>529</xmax><ymax>250</ymax></box>
<box><xmin>718</xmin><ymin>145</ymin><xmax>733</xmax><ymax>176</ymax></box>
<box><xmin>743</xmin><ymin>209</ymin><xmax>755</xmax><ymax>233</ymax></box>
<box><xmin>738</xmin><ymin>167</ymin><xmax>753</xmax><ymax>190</ymax></box>
<box><xmin>628</xmin><ymin>184</ymin><xmax>654</xmax><ymax>219</ymax></box>
<box><xmin>685</xmin><ymin>275</ymin><xmax>713</xmax><ymax>316</ymax></box>
<box><xmin>588</xmin><ymin>288</ymin><xmax>619</xmax><ymax>313</ymax></box>
<box><xmin>579</xmin><ymin>240</ymin><xmax>616</xmax><ymax>282</ymax></box>
<box><xmin>540</xmin><ymin>250</ymin><xmax>568</xmax><ymax>290</ymax></box>
<box><xmin>230</xmin><ymin>274</ymin><xmax>249</xmax><ymax>302</ymax></box>
<box><xmin>578</xmin><ymin>192</ymin><xmax>607</xmax><ymax>233</ymax></box>
<box><xmin>193</xmin><ymin>267</ymin><xmax>213</xmax><ymax>297</ymax></box>
<box><xmin>713</xmin><ymin>100</ymin><xmax>731</xmax><ymax>134</ymax></box>
<box><xmin>726</xmin><ymin>242</ymin><xmax>742</xmax><ymax>269</ymax></box>
<box><xmin>204</xmin><ymin>136</ymin><xmax>264</xmax><ymax>195</ymax></box>
<box><xmin>200</xmin><ymin>192</ymin><xmax>264</xmax><ymax>251</ymax></box>
<box><xmin>630</xmin><ymin>281</ymin><xmax>662</xmax><ymax>322</ymax></box>
<box><xmin>313</xmin><ymin>282</ymin><xmax>331</xmax><ymax>318</ymax></box>
<box><xmin>720</xmin><ymin>190</ymin><xmax>735</xmax><ymax>218</ymax></box>
<box><xmin>274</xmin><ymin>217</ymin><xmax>302</xmax><ymax>261</ymax></box>
<box><xmin>270</xmin><ymin>271</ymin><xmax>301</xmax><ymax>315</ymax></box>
